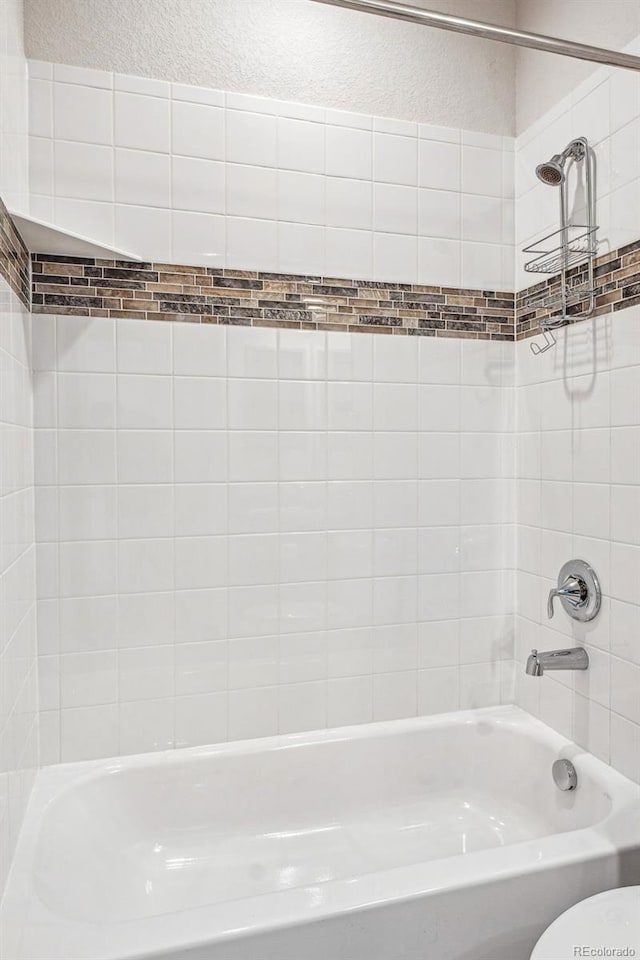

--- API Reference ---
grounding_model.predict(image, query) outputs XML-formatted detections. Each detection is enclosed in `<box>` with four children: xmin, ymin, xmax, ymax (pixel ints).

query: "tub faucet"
<box><xmin>547</xmin><ymin>559</ymin><xmax>601</xmax><ymax>622</ymax></box>
<box><xmin>547</xmin><ymin>576</ymin><xmax>586</xmax><ymax>619</ymax></box>
<box><xmin>525</xmin><ymin>647</ymin><xmax>589</xmax><ymax>677</ymax></box>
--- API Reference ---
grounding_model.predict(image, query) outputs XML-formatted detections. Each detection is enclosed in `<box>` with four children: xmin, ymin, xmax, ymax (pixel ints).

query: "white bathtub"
<box><xmin>3</xmin><ymin>705</ymin><xmax>640</xmax><ymax>960</ymax></box>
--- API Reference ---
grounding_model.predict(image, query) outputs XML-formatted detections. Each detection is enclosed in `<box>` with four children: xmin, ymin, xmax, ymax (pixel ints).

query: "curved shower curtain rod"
<box><xmin>311</xmin><ymin>0</ymin><xmax>640</xmax><ymax>72</ymax></box>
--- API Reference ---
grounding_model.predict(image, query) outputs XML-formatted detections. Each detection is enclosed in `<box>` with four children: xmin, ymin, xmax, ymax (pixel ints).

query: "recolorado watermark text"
<box><xmin>573</xmin><ymin>948</ymin><xmax>637</xmax><ymax>958</ymax></box>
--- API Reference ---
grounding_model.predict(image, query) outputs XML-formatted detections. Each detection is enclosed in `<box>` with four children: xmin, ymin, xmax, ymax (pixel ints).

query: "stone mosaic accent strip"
<box><xmin>0</xmin><ymin>199</ymin><xmax>30</xmax><ymax>307</ymax></box>
<box><xmin>516</xmin><ymin>238</ymin><xmax>640</xmax><ymax>340</ymax></box>
<box><xmin>25</xmin><ymin>240</ymin><xmax>640</xmax><ymax>341</ymax></box>
<box><xmin>31</xmin><ymin>254</ymin><xmax>515</xmax><ymax>341</ymax></box>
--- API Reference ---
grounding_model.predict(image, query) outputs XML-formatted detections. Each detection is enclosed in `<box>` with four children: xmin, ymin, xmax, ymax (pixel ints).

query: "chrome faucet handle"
<box><xmin>547</xmin><ymin>576</ymin><xmax>585</xmax><ymax>619</ymax></box>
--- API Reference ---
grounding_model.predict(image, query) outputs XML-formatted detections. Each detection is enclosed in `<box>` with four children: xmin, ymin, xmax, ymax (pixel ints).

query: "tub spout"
<box><xmin>525</xmin><ymin>647</ymin><xmax>589</xmax><ymax>677</ymax></box>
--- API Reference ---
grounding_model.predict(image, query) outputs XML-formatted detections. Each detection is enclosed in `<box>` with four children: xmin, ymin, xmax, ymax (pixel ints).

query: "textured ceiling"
<box><xmin>24</xmin><ymin>0</ymin><xmax>518</xmax><ymax>135</ymax></box>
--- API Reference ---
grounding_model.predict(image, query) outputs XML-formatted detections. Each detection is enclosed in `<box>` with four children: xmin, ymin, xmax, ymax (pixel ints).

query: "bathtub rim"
<box><xmin>14</xmin><ymin>702</ymin><xmax>640</xmax><ymax>794</ymax></box>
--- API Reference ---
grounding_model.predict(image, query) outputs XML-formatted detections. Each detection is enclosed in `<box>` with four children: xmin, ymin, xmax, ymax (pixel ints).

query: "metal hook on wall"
<box><xmin>529</xmin><ymin>329</ymin><xmax>557</xmax><ymax>355</ymax></box>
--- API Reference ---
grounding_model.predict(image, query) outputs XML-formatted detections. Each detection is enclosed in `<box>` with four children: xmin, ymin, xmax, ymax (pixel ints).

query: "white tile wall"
<box><xmin>512</xmin><ymin>43</ymin><xmax>640</xmax><ymax>784</ymax></box>
<box><xmin>33</xmin><ymin>316</ymin><xmax>514</xmax><ymax>763</ymax></box>
<box><xmin>14</xmin><ymin>45</ymin><xmax>640</xmax><ymax>791</ymax></box>
<box><xmin>27</xmin><ymin>61</ymin><xmax>515</xmax><ymax>290</ymax></box>
<box><xmin>515</xmin><ymin>307</ymin><xmax>640</xmax><ymax>784</ymax></box>
<box><xmin>0</xmin><ymin>0</ymin><xmax>35</xmax><ymax>901</ymax></box>
<box><xmin>0</xmin><ymin>278</ymin><xmax>37</xmax><ymax>894</ymax></box>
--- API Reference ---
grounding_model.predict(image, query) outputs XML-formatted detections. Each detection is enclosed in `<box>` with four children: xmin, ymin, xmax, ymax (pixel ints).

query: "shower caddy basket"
<box><xmin>522</xmin><ymin>137</ymin><xmax>599</xmax><ymax>355</ymax></box>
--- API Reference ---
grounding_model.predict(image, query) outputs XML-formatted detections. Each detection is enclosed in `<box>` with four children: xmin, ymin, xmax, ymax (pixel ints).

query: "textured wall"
<box><xmin>516</xmin><ymin>0</ymin><xmax>640</xmax><ymax>132</ymax></box>
<box><xmin>24</xmin><ymin>0</ymin><xmax>517</xmax><ymax>135</ymax></box>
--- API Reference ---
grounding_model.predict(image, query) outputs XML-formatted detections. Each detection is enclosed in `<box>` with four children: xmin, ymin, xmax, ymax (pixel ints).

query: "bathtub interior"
<box><xmin>32</xmin><ymin>710</ymin><xmax>613</xmax><ymax>923</ymax></box>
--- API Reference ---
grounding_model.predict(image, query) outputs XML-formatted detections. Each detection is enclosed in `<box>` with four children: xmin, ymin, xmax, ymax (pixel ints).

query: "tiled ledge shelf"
<box><xmin>10</xmin><ymin>210</ymin><xmax>142</xmax><ymax>263</ymax></box>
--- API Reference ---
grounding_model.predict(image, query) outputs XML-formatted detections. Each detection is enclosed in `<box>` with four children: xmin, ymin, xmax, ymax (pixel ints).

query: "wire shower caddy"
<box><xmin>522</xmin><ymin>137</ymin><xmax>598</xmax><ymax>355</ymax></box>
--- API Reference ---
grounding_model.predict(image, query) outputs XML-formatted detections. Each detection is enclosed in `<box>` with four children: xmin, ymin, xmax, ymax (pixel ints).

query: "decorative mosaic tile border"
<box><xmin>516</xmin><ymin>238</ymin><xmax>640</xmax><ymax>340</ymax></box>
<box><xmin>30</xmin><ymin>253</ymin><xmax>515</xmax><ymax>341</ymax></box>
<box><xmin>0</xmin><ymin>199</ymin><xmax>30</xmax><ymax>307</ymax></box>
<box><xmin>23</xmin><ymin>235</ymin><xmax>640</xmax><ymax>341</ymax></box>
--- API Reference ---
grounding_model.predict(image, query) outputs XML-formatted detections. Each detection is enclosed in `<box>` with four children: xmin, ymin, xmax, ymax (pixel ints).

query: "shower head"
<box><xmin>535</xmin><ymin>139</ymin><xmax>588</xmax><ymax>187</ymax></box>
<box><xmin>535</xmin><ymin>153</ymin><xmax>566</xmax><ymax>186</ymax></box>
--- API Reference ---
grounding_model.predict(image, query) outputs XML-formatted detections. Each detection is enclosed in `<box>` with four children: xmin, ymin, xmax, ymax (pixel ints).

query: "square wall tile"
<box><xmin>226</xmin><ymin>110</ymin><xmax>277</xmax><ymax>167</ymax></box>
<box><xmin>227</xmin><ymin>217</ymin><xmax>278</xmax><ymax>272</ymax></box>
<box><xmin>228</xmin><ymin>686</ymin><xmax>278</xmax><ymax>740</ymax></box>
<box><xmin>54</xmin><ymin>83</ymin><xmax>112</xmax><ymax>144</ymax></box>
<box><xmin>119</xmin><ymin>646</ymin><xmax>174</xmax><ymax>702</ymax></box>
<box><xmin>325</xmin><ymin>227</ymin><xmax>372</xmax><ymax>279</ymax></box>
<box><xmin>115</xmin><ymin>91</ymin><xmax>170</xmax><ymax>153</ymax></box>
<box><xmin>278</xmin><ymin>222</ymin><xmax>324</xmax><ymax>276</ymax></box>
<box><xmin>418</xmin><ymin>237</ymin><xmax>461</xmax><ymax>287</ymax></box>
<box><xmin>119</xmin><ymin>698</ymin><xmax>175</xmax><ymax>754</ymax></box>
<box><xmin>173</xmin><ymin>433</ymin><xmax>226</xmax><ymax>486</ymax></box>
<box><xmin>373</xmin><ymin>671</ymin><xmax>417</xmax><ymax>721</ymax></box>
<box><xmin>60</xmin><ymin>704</ymin><xmax>118</xmax><ymax>761</ymax></box>
<box><xmin>462</xmin><ymin>144</ymin><xmax>503</xmax><ymax>197</ymax></box>
<box><xmin>172</xmin><ymin>156</ymin><xmax>225</xmax><ymax>214</ymax></box>
<box><xmin>54</xmin><ymin>141</ymin><xmax>113</xmax><ymax>201</ymax></box>
<box><xmin>278</xmin><ymin>681</ymin><xmax>327</xmax><ymax>734</ymax></box>
<box><xmin>115</xmin><ymin>149</ymin><xmax>171</xmax><ymax>208</ymax></box>
<box><xmin>374</xmin><ymin>183</ymin><xmax>418</xmax><ymax>234</ymax></box>
<box><xmin>326</xmin><ymin>125</ymin><xmax>372</xmax><ymax>180</ymax></box>
<box><xmin>172</xmin><ymin>100</ymin><xmax>225</xmax><ymax>160</ymax></box>
<box><xmin>117</xmin><ymin>318</ymin><xmax>172</xmax><ymax>375</ymax></box>
<box><xmin>328</xmin><ymin>677</ymin><xmax>373</xmax><ymax>726</ymax></box>
<box><xmin>226</xmin><ymin>164</ymin><xmax>277</xmax><ymax>220</ymax></box>
<box><xmin>175</xmin><ymin>692</ymin><xmax>227</xmax><ymax>748</ymax></box>
<box><xmin>278</xmin><ymin>170</ymin><xmax>325</xmax><ymax>225</ymax></box>
<box><xmin>326</xmin><ymin>177</ymin><xmax>372</xmax><ymax>230</ymax></box>
<box><xmin>418</xmin><ymin>139</ymin><xmax>460</xmax><ymax>191</ymax></box>
<box><xmin>228</xmin><ymin>379</ymin><xmax>278</xmax><ymax>430</ymax></box>
<box><xmin>60</xmin><ymin>651</ymin><xmax>117</xmax><ymax>708</ymax></box>
<box><xmin>373</xmin><ymin>132</ymin><xmax>418</xmax><ymax>186</ymax></box>
<box><xmin>117</xmin><ymin>374</ymin><xmax>172</xmax><ymax>429</ymax></box>
<box><xmin>172</xmin><ymin>211</ymin><xmax>226</xmax><ymax>268</ymax></box>
<box><xmin>227</xmin><ymin>326</ymin><xmax>278</xmax><ymax>379</ymax></box>
<box><xmin>175</xmin><ymin>642</ymin><xmax>228</xmax><ymax>696</ymax></box>
<box><xmin>373</xmin><ymin>233</ymin><xmax>417</xmax><ymax>284</ymax></box>
<box><xmin>173</xmin><ymin>377</ymin><xmax>226</xmax><ymax>430</ymax></box>
<box><xmin>278</xmin><ymin>117</ymin><xmax>324</xmax><ymax>174</ymax></box>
